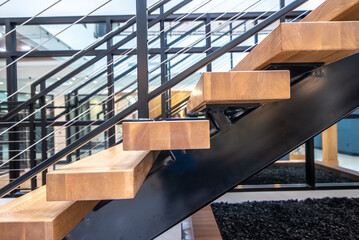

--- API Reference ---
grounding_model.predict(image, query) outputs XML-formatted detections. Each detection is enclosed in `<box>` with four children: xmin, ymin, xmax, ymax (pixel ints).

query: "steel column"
<box><xmin>74</xmin><ymin>90</ymin><xmax>80</xmax><ymax>160</ymax></box>
<box><xmin>136</xmin><ymin>0</ymin><xmax>149</xmax><ymax>118</ymax></box>
<box><xmin>5</xmin><ymin>20</ymin><xmax>21</xmax><ymax>191</ymax></box>
<box><xmin>305</xmin><ymin>138</ymin><xmax>315</xmax><ymax>188</ymax></box>
<box><xmin>29</xmin><ymin>86</ymin><xmax>37</xmax><ymax>190</ymax></box>
<box><xmin>106</xmin><ymin>17</ymin><xmax>116</xmax><ymax>146</ymax></box>
<box><xmin>280</xmin><ymin>0</ymin><xmax>286</xmax><ymax>22</ymax></box>
<box><xmin>160</xmin><ymin>5</ymin><xmax>168</xmax><ymax>119</ymax></box>
<box><xmin>205</xmin><ymin>14</ymin><xmax>212</xmax><ymax>72</ymax></box>
<box><xmin>40</xmin><ymin>82</ymin><xmax>48</xmax><ymax>185</ymax></box>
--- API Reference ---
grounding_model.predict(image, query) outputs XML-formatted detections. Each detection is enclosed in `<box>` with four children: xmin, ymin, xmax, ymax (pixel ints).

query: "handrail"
<box><xmin>0</xmin><ymin>0</ymin><xmax>187</xmax><ymax>121</ymax></box>
<box><xmin>0</xmin><ymin>0</ymin><xmax>308</xmax><ymax>197</ymax></box>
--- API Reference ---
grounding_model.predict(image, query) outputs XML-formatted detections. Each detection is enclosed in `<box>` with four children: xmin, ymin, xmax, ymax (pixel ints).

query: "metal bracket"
<box><xmin>264</xmin><ymin>62</ymin><xmax>324</xmax><ymax>83</ymax></box>
<box><xmin>147</xmin><ymin>150</ymin><xmax>176</xmax><ymax>179</ymax></box>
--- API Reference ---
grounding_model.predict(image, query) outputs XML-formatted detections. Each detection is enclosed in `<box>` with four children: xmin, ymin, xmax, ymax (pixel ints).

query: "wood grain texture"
<box><xmin>289</xmin><ymin>154</ymin><xmax>305</xmax><ymax>160</ymax></box>
<box><xmin>232</xmin><ymin>21</ymin><xmax>359</xmax><ymax>71</ymax></box>
<box><xmin>122</xmin><ymin>120</ymin><xmax>210</xmax><ymax>151</ymax></box>
<box><xmin>187</xmin><ymin>71</ymin><xmax>290</xmax><ymax>113</ymax></box>
<box><xmin>322</xmin><ymin>124</ymin><xmax>338</xmax><ymax>165</ymax></box>
<box><xmin>46</xmin><ymin>144</ymin><xmax>157</xmax><ymax>201</ymax></box>
<box><xmin>302</xmin><ymin>0</ymin><xmax>359</xmax><ymax>22</ymax></box>
<box><xmin>192</xmin><ymin>205</ymin><xmax>222</xmax><ymax>240</ymax></box>
<box><xmin>0</xmin><ymin>186</ymin><xmax>97</xmax><ymax>240</ymax></box>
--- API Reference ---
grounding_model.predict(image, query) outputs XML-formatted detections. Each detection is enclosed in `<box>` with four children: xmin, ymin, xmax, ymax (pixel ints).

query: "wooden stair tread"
<box><xmin>122</xmin><ymin>120</ymin><xmax>210</xmax><ymax>151</ymax></box>
<box><xmin>232</xmin><ymin>21</ymin><xmax>359</xmax><ymax>71</ymax></box>
<box><xmin>191</xmin><ymin>205</ymin><xmax>222</xmax><ymax>240</ymax></box>
<box><xmin>46</xmin><ymin>143</ymin><xmax>157</xmax><ymax>201</ymax></box>
<box><xmin>302</xmin><ymin>0</ymin><xmax>359</xmax><ymax>22</ymax></box>
<box><xmin>0</xmin><ymin>186</ymin><xmax>97</xmax><ymax>240</ymax></box>
<box><xmin>186</xmin><ymin>71</ymin><xmax>290</xmax><ymax>113</ymax></box>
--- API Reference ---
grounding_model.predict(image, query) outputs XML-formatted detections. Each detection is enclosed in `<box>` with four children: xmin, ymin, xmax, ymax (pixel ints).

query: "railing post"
<box><xmin>5</xmin><ymin>20</ymin><xmax>21</xmax><ymax>192</ymax></box>
<box><xmin>205</xmin><ymin>14</ymin><xmax>212</xmax><ymax>72</ymax></box>
<box><xmin>305</xmin><ymin>138</ymin><xmax>315</xmax><ymax>189</ymax></box>
<box><xmin>65</xmin><ymin>93</ymin><xmax>72</xmax><ymax>163</ymax></box>
<box><xmin>29</xmin><ymin>86</ymin><xmax>37</xmax><ymax>190</ymax></box>
<box><xmin>74</xmin><ymin>90</ymin><xmax>80</xmax><ymax>160</ymax></box>
<box><xmin>136</xmin><ymin>0</ymin><xmax>149</xmax><ymax>118</ymax></box>
<box><xmin>229</xmin><ymin>22</ymin><xmax>233</xmax><ymax>69</ymax></box>
<box><xmin>160</xmin><ymin>5</ymin><xmax>169</xmax><ymax>119</ymax></box>
<box><xmin>40</xmin><ymin>82</ymin><xmax>47</xmax><ymax>185</ymax></box>
<box><xmin>106</xmin><ymin>17</ymin><xmax>116</xmax><ymax>146</ymax></box>
<box><xmin>280</xmin><ymin>0</ymin><xmax>286</xmax><ymax>22</ymax></box>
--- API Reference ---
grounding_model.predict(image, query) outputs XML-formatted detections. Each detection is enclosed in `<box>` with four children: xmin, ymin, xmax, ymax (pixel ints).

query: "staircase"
<box><xmin>0</xmin><ymin>0</ymin><xmax>359</xmax><ymax>239</ymax></box>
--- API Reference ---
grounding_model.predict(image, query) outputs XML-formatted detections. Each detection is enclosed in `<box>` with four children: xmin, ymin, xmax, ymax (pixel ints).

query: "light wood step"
<box><xmin>191</xmin><ymin>205</ymin><xmax>222</xmax><ymax>240</ymax></box>
<box><xmin>122</xmin><ymin>120</ymin><xmax>210</xmax><ymax>151</ymax></box>
<box><xmin>186</xmin><ymin>71</ymin><xmax>290</xmax><ymax>114</ymax></box>
<box><xmin>46</xmin><ymin>143</ymin><xmax>157</xmax><ymax>201</ymax></box>
<box><xmin>0</xmin><ymin>186</ymin><xmax>98</xmax><ymax>240</ymax></box>
<box><xmin>302</xmin><ymin>0</ymin><xmax>359</xmax><ymax>22</ymax></box>
<box><xmin>232</xmin><ymin>21</ymin><xmax>359</xmax><ymax>71</ymax></box>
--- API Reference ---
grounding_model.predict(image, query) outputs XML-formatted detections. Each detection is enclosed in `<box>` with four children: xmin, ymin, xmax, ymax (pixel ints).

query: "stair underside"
<box><xmin>46</xmin><ymin>144</ymin><xmax>157</xmax><ymax>201</ymax></box>
<box><xmin>186</xmin><ymin>71</ymin><xmax>290</xmax><ymax>114</ymax></box>
<box><xmin>122</xmin><ymin>120</ymin><xmax>210</xmax><ymax>151</ymax></box>
<box><xmin>0</xmin><ymin>186</ymin><xmax>98</xmax><ymax>240</ymax></box>
<box><xmin>232</xmin><ymin>21</ymin><xmax>359</xmax><ymax>71</ymax></box>
<box><xmin>302</xmin><ymin>0</ymin><xmax>359</xmax><ymax>22</ymax></box>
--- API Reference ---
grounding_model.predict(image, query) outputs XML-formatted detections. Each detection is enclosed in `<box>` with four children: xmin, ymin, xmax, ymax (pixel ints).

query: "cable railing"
<box><xmin>0</xmin><ymin>0</ymin><xmax>113</xmax><ymax>73</ymax></box>
<box><xmin>0</xmin><ymin>0</ymin><xmax>193</xmax><ymax>173</ymax></box>
<box><xmin>0</xmin><ymin>0</ymin><xmax>183</xmax><ymax>138</ymax></box>
<box><xmin>37</xmin><ymin>0</ymin><xmax>208</xmax><ymax>135</ymax></box>
<box><xmin>0</xmin><ymin>0</ymin><xmax>179</xmax><ymax>121</ymax></box>
<box><xmin>45</xmin><ymin>0</ymin><xmax>304</xmax><ymax>151</ymax></box>
<box><xmin>0</xmin><ymin>0</ymin><xmax>310</xmax><ymax>197</ymax></box>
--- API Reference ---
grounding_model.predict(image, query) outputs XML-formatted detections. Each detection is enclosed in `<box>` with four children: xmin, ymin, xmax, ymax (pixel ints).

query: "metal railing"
<box><xmin>0</xmin><ymin>0</ymin><xmax>311</xmax><ymax>197</ymax></box>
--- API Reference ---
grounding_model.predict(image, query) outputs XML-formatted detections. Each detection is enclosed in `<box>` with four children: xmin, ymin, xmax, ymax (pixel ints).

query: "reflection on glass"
<box><xmin>16</xmin><ymin>24</ymin><xmax>106</xmax><ymax>51</ymax></box>
<box><xmin>314</xmin><ymin>112</ymin><xmax>359</xmax><ymax>184</ymax></box>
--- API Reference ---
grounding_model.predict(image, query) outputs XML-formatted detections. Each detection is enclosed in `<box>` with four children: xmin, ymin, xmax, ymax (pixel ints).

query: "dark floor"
<box><xmin>212</xmin><ymin>197</ymin><xmax>359</xmax><ymax>240</ymax></box>
<box><xmin>240</xmin><ymin>166</ymin><xmax>354</xmax><ymax>185</ymax></box>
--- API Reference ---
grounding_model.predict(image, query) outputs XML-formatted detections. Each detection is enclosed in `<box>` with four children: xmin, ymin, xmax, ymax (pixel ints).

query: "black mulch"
<box><xmin>211</xmin><ymin>198</ymin><xmax>359</xmax><ymax>240</ymax></box>
<box><xmin>241</xmin><ymin>166</ymin><xmax>354</xmax><ymax>185</ymax></box>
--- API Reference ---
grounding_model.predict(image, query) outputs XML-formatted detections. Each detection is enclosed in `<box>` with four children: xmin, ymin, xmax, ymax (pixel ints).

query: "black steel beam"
<box><xmin>0</xmin><ymin>46</ymin><xmax>254</xmax><ymax>58</ymax></box>
<box><xmin>305</xmin><ymin>138</ymin><xmax>315</xmax><ymax>188</ymax></box>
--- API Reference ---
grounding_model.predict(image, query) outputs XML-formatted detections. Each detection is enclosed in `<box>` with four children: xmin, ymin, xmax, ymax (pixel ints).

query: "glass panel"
<box><xmin>16</xmin><ymin>56</ymin><xmax>96</xmax><ymax>99</ymax></box>
<box><xmin>16</xmin><ymin>24</ymin><xmax>106</xmax><ymax>51</ymax></box>
<box><xmin>314</xmin><ymin>112</ymin><xmax>359</xmax><ymax>184</ymax></box>
<box><xmin>0</xmin><ymin>59</ymin><xmax>6</xmax><ymax>103</ymax></box>
<box><xmin>0</xmin><ymin>25</ymin><xmax>5</xmax><ymax>52</ymax></box>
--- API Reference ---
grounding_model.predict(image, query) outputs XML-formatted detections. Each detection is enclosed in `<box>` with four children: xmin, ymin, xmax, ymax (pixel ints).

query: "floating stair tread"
<box><xmin>46</xmin><ymin>143</ymin><xmax>157</xmax><ymax>201</ymax></box>
<box><xmin>191</xmin><ymin>205</ymin><xmax>222</xmax><ymax>240</ymax></box>
<box><xmin>122</xmin><ymin>120</ymin><xmax>210</xmax><ymax>151</ymax></box>
<box><xmin>302</xmin><ymin>0</ymin><xmax>359</xmax><ymax>22</ymax></box>
<box><xmin>186</xmin><ymin>71</ymin><xmax>290</xmax><ymax>113</ymax></box>
<box><xmin>232</xmin><ymin>21</ymin><xmax>359</xmax><ymax>71</ymax></box>
<box><xmin>0</xmin><ymin>186</ymin><xmax>98</xmax><ymax>240</ymax></box>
